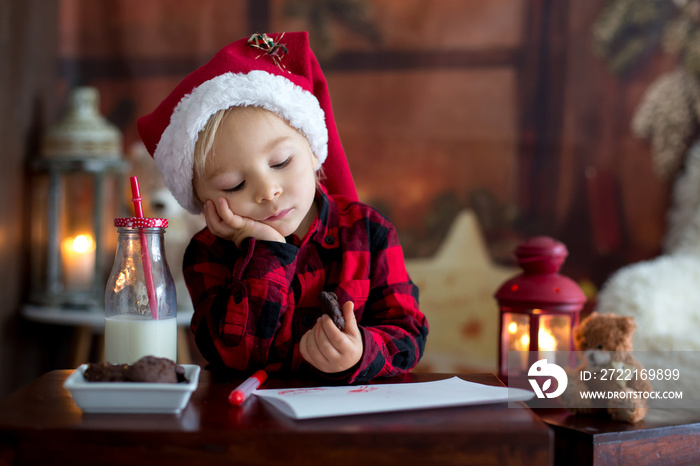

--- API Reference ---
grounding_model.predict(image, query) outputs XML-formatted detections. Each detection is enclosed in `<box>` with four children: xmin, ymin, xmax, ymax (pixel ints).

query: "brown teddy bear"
<box><xmin>560</xmin><ymin>312</ymin><xmax>653</xmax><ymax>423</ymax></box>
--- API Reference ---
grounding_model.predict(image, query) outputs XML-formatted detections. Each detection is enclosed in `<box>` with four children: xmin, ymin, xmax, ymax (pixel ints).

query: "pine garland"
<box><xmin>631</xmin><ymin>68</ymin><xmax>700</xmax><ymax>178</ymax></box>
<box><xmin>594</xmin><ymin>0</ymin><xmax>700</xmax><ymax>178</ymax></box>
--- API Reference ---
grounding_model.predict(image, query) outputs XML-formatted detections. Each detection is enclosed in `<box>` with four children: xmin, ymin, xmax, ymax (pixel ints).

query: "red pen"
<box><xmin>228</xmin><ymin>370</ymin><xmax>267</xmax><ymax>406</ymax></box>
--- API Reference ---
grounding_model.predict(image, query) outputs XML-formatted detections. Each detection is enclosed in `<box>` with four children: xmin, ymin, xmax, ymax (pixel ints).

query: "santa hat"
<box><xmin>137</xmin><ymin>31</ymin><xmax>357</xmax><ymax>214</ymax></box>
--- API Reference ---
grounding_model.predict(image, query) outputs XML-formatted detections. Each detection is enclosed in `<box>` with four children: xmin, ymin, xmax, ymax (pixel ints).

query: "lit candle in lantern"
<box><xmin>509</xmin><ymin>322</ymin><xmax>530</xmax><ymax>369</ymax></box>
<box><xmin>508</xmin><ymin>322</ymin><xmax>518</xmax><ymax>335</ymax></box>
<box><xmin>61</xmin><ymin>234</ymin><xmax>95</xmax><ymax>290</ymax></box>
<box><xmin>538</xmin><ymin>325</ymin><xmax>557</xmax><ymax>362</ymax></box>
<box><xmin>495</xmin><ymin>237</ymin><xmax>586</xmax><ymax>383</ymax></box>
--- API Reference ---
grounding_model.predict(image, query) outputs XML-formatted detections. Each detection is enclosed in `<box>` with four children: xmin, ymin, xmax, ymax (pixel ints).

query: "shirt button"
<box><xmin>324</xmin><ymin>236</ymin><xmax>334</xmax><ymax>245</ymax></box>
<box><xmin>301</xmin><ymin>315</ymin><xmax>316</xmax><ymax>328</ymax></box>
<box><xmin>234</xmin><ymin>292</ymin><xmax>243</xmax><ymax>304</ymax></box>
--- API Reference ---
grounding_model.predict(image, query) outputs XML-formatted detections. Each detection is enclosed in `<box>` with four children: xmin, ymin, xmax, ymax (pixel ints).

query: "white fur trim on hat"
<box><xmin>154</xmin><ymin>70</ymin><xmax>328</xmax><ymax>214</ymax></box>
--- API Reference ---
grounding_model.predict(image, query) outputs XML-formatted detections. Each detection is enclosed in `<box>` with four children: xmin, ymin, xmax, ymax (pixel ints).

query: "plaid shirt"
<box><xmin>184</xmin><ymin>187</ymin><xmax>428</xmax><ymax>384</ymax></box>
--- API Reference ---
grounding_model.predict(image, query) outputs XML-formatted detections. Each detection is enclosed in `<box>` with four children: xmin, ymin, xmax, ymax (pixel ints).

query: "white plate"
<box><xmin>64</xmin><ymin>364</ymin><xmax>201</xmax><ymax>414</ymax></box>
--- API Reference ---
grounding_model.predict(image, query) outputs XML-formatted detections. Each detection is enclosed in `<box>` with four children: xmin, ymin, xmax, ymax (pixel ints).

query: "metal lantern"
<box><xmin>495</xmin><ymin>237</ymin><xmax>586</xmax><ymax>382</ymax></box>
<box><xmin>27</xmin><ymin>87</ymin><xmax>129</xmax><ymax>310</ymax></box>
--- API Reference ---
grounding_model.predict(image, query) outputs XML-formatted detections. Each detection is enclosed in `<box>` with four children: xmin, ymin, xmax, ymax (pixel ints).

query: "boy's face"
<box><xmin>193</xmin><ymin>107</ymin><xmax>320</xmax><ymax>238</ymax></box>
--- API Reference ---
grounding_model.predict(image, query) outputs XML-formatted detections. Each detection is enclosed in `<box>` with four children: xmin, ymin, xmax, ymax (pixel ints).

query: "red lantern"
<box><xmin>495</xmin><ymin>237</ymin><xmax>586</xmax><ymax>382</ymax></box>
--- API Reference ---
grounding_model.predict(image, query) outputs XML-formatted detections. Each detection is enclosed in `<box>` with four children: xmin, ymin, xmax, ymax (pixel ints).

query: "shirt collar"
<box><xmin>286</xmin><ymin>184</ymin><xmax>339</xmax><ymax>249</ymax></box>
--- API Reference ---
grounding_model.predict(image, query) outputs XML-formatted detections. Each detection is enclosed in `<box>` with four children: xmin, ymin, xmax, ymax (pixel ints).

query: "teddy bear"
<box><xmin>560</xmin><ymin>312</ymin><xmax>653</xmax><ymax>423</ymax></box>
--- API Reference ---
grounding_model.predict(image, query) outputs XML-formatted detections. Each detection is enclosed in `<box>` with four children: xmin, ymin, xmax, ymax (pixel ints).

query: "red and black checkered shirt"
<box><xmin>184</xmin><ymin>187</ymin><xmax>428</xmax><ymax>383</ymax></box>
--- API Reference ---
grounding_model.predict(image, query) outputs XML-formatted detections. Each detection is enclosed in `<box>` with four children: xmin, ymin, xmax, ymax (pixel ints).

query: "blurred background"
<box><xmin>1</xmin><ymin>0</ymin><xmax>693</xmax><ymax>398</ymax></box>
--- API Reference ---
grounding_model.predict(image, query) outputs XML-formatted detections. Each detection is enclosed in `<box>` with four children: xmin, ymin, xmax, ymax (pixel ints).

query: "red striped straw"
<box><xmin>130</xmin><ymin>176</ymin><xmax>159</xmax><ymax>320</ymax></box>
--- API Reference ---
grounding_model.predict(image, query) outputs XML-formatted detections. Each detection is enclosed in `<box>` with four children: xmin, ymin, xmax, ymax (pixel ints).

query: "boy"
<box><xmin>137</xmin><ymin>32</ymin><xmax>427</xmax><ymax>383</ymax></box>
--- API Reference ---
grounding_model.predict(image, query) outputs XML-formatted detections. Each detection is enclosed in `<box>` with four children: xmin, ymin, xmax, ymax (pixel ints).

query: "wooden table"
<box><xmin>536</xmin><ymin>408</ymin><xmax>700</xmax><ymax>465</ymax></box>
<box><xmin>0</xmin><ymin>371</ymin><xmax>552</xmax><ymax>466</ymax></box>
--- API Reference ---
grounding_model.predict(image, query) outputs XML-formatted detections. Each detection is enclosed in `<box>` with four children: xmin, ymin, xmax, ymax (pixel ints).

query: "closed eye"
<box><xmin>223</xmin><ymin>181</ymin><xmax>245</xmax><ymax>193</ymax></box>
<box><xmin>271</xmin><ymin>156</ymin><xmax>292</xmax><ymax>169</ymax></box>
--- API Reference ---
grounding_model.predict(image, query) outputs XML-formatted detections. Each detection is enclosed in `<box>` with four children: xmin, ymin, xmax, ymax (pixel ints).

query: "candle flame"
<box><xmin>71</xmin><ymin>234</ymin><xmax>94</xmax><ymax>253</ymax></box>
<box><xmin>538</xmin><ymin>326</ymin><xmax>557</xmax><ymax>351</ymax></box>
<box><xmin>520</xmin><ymin>334</ymin><xmax>529</xmax><ymax>348</ymax></box>
<box><xmin>60</xmin><ymin>233</ymin><xmax>96</xmax><ymax>290</ymax></box>
<box><xmin>512</xmin><ymin>333</ymin><xmax>529</xmax><ymax>351</ymax></box>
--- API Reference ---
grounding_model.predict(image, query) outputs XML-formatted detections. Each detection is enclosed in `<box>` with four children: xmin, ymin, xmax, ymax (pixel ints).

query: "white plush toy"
<box><xmin>595</xmin><ymin>141</ymin><xmax>700</xmax><ymax>393</ymax></box>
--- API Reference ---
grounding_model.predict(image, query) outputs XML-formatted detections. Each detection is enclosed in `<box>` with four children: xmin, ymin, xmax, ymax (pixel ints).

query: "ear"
<box><xmin>573</xmin><ymin>320</ymin><xmax>588</xmax><ymax>350</ymax></box>
<box><xmin>616</xmin><ymin>316</ymin><xmax>636</xmax><ymax>334</ymax></box>
<box><xmin>575</xmin><ymin>312</ymin><xmax>596</xmax><ymax>335</ymax></box>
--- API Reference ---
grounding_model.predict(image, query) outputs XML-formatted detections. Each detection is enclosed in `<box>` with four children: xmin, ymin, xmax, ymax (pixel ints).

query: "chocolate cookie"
<box><xmin>319</xmin><ymin>291</ymin><xmax>345</xmax><ymax>330</ymax></box>
<box><xmin>83</xmin><ymin>356</ymin><xmax>187</xmax><ymax>383</ymax></box>
<box><xmin>84</xmin><ymin>362</ymin><xmax>129</xmax><ymax>382</ymax></box>
<box><xmin>125</xmin><ymin>356</ymin><xmax>179</xmax><ymax>383</ymax></box>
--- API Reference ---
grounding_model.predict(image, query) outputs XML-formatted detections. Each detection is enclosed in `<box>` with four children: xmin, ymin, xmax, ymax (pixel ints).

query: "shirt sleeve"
<box><xmin>183</xmin><ymin>230</ymin><xmax>298</xmax><ymax>371</ymax></box>
<box><xmin>342</xmin><ymin>214</ymin><xmax>429</xmax><ymax>384</ymax></box>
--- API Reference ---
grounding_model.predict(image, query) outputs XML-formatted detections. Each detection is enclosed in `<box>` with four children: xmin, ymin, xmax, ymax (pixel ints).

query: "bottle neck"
<box><xmin>116</xmin><ymin>227</ymin><xmax>165</xmax><ymax>235</ymax></box>
<box><xmin>115</xmin><ymin>227</ymin><xmax>166</xmax><ymax>257</ymax></box>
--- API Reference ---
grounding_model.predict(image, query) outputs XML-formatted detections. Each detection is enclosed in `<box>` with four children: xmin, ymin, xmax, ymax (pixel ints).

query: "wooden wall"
<box><xmin>54</xmin><ymin>0</ymin><xmax>675</xmax><ymax>277</ymax></box>
<box><xmin>533</xmin><ymin>0</ymin><xmax>675</xmax><ymax>280</ymax></box>
<box><xmin>56</xmin><ymin>0</ymin><xmax>525</xmax><ymax>257</ymax></box>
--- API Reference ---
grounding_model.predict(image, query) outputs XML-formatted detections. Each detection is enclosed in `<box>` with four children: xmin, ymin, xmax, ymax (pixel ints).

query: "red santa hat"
<box><xmin>137</xmin><ymin>31</ymin><xmax>357</xmax><ymax>214</ymax></box>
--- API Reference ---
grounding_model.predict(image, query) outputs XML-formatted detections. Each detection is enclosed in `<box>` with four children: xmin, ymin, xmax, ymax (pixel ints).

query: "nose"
<box><xmin>255</xmin><ymin>178</ymin><xmax>281</xmax><ymax>203</ymax></box>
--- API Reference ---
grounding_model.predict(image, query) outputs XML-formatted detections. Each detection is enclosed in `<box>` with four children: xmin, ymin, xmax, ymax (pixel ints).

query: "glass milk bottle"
<box><xmin>104</xmin><ymin>217</ymin><xmax>177</xmax><ymax>363</ymax></box>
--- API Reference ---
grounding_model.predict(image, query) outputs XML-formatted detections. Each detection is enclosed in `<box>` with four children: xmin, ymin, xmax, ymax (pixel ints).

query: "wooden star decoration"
<box><xmin>405</xmin><ymin>210</ymin><xmax>518</xmax><ymax>373</ymax></box>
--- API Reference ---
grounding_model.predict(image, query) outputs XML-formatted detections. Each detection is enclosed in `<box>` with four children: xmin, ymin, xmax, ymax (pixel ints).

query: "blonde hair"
<box><xmin>193</xmin><ymin>106</ymin><xmax>236</xmax><ymax>178</ymax></box>
<box><xmin>192</xmin><ymin>105</ymin><xmax>325</xmax><ymax>184</ymax></box>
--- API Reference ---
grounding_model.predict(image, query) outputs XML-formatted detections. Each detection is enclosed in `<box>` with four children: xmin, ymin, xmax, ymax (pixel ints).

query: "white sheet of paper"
<box><xmin>254</xmin><ymin>376</ymin><xmax>534</xmax><ymax>420</ymax></box>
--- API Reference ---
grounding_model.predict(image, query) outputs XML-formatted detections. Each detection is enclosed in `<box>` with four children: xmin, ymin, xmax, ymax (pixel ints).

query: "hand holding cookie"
<box><xmin>318</xmin><ymin>291</ymin><xmax>345</xmax><ymax>330</ymax></box>
<box><xmin>299</xmin><ymin>299</ymin><xmax>363</xmax><ymax>374</ymax></box>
